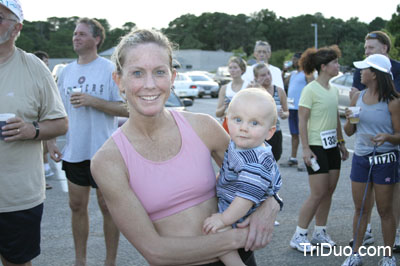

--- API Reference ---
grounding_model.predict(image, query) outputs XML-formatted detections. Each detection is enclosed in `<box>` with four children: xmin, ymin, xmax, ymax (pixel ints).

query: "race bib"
<box><xmin>320</xmin><ymin>129</ymin><xmax>337</xmax><ymax>149</ymax></box>
<box><xmin>369</xmin><ymin>152</ymin><xmax>397</xmax><ymax>165</ymax></box>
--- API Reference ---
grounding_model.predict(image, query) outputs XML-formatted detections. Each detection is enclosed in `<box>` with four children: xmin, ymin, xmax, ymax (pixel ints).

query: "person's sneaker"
<box><xmin>45</xmin><ymin>168</ymin><xmax>54</xmax><ymax>177</ymax></box>
<box><xmin>311</xmin><ymin>229</ymin><xmax>336</xmax><ymax>247</ymax></box>
<box><xmin>341</xmin><ymin>253</ymin><xmax>362</xmax><ymax>266</ymax></box>
<box><xmin>393</xmin><ymin>230</ymin><xmax>400</xmax><ymax>253</ymax></box>
<box><xmin>379</xmin><ymin>256</ymin><xmax>396</xmax><ymax>266</ymax></box>
<box><xmin>290</xmin><ymin>232</ymin><xmax>316</xmax><ymax>253</ymax></box>
<box><xmin>274</xmin><ymin>220</ymin><xmax>280</xmax><ymax>226</ymax></box>
<box><xmin>349</xmin><ymin>229</ymin><xmax>375</xmax><ymax>247</ymax></box>
<box><xmin>280</xmin><ymin>158</ymin><xmax>298</xmax><ymax>167</ymax></box>
<box><xmin>297</xmin><ymin>165</ymin><xmax>306</xmax><ymax>172</ymax></box>
<box><xmin>46</xmin><ymin>183</ymin><xmax>52</xmax><ymax>190</ymax></box>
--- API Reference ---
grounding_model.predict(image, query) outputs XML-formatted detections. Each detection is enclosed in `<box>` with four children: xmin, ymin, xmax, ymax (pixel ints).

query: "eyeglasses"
<box><xmin>0</xmin><ymin>16</ymin><xmax>17</xmax><ymax>25</ymax></box>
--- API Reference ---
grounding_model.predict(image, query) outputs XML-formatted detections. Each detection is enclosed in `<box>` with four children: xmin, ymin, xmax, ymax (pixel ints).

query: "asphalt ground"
<box><xmin>32</xmin><ymin>97</ymin><xmax>397</xmax><ymax>266</ymax></box>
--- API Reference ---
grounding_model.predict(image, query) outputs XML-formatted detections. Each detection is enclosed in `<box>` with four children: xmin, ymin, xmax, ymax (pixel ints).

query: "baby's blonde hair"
<box><xmin>227</xmin><ymin>88</ymin><xmax>277</xmax><ymax>126</ymax></box>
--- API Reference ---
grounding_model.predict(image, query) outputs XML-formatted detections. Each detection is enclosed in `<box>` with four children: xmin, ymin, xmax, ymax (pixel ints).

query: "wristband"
<box><xmin>32</xmin><ymin>121</ymin><xmax>40</xmax><ymax>139</ymax></box>
<box><xmin>338</xmin><ymin>139</ymin><xmax>345</xmax><ymax>145</ymax></box>
<box><xmin>273</xmin><ymin>193</ymin><xmax>283</xmax><ymax>211</ymax></box>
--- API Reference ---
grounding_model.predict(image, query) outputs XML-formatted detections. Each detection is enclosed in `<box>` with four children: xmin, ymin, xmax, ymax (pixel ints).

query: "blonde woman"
<box><xmin>216</xmin><ymin>57</ymin><xmax>248</xmax><ymax>132</ymax></box>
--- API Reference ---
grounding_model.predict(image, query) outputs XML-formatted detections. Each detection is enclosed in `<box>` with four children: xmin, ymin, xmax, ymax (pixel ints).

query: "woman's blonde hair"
<box><xmin>112</xmin><ymin>29</ymin><xmax>176</xmax><ymax>75</ymax></box>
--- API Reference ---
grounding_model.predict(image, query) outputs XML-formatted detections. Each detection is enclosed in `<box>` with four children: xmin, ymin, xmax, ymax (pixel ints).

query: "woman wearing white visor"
<box><xmin>342</xmin><ymin>54</ymin><xmax>400</xmax><ymax>266</ymax></box>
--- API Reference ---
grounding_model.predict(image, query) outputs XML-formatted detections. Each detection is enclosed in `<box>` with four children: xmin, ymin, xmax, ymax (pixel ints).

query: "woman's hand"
<box><xmin>339</xmin><ymin>144</ymin><xmax>349</xmax><ymax>161</ymax></box>
<box><xmin>372</xmin><ymin>133</ymin><xmax>389</xmax><ymax>146</ymax></box>
<box><xmin>236</xmin><ymin>197</ymin><xmax>279</xmax><ymax>251</ymax></box>
<box><xmin>344</xmin><ymin>107</ymin><xmax>352</xmax><ymax>121</ymax></box>
<box><xmin>302</xmin><ymin>147</ymin><xmax>316</xmax><ymax>166</ymax></box>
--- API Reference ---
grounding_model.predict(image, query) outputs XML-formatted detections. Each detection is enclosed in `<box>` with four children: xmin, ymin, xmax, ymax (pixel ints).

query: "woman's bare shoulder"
<box><xmin>180</xmin><ymin>111</ymin><xmax>220</xmax><ymax>131</ymax></box>
<box><xmin>91</xmin><ymin>137</ymin><xmax>125</xmax><ymax>179</ymax></box>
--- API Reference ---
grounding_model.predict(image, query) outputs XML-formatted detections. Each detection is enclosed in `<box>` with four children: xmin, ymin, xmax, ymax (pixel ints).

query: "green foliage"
<box><xmin>269</xmin><ymin>49</ymin><xmax>291</xmax><ymax>69</ymax></box>
<box><xmin>17</xmin><ymin>8</ymin><xmax>400</xmax><ymax>68</ymax></box>
<box><xmin>387</xmin><ymin>4</ymin><xmax>400</xmax><ymax>60</ymax></box>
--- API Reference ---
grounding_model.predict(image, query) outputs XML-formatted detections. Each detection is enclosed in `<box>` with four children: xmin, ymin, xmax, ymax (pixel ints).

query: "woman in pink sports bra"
<box><xmin>91</xmin><ymin>29</ymin><xmax>279</xmax><ymax>266</ymax></box>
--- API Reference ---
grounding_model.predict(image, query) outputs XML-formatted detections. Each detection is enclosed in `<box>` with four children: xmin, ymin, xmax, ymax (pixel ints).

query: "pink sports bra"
<box><xmin>112</xmin><ymin>110</ymin><xmax>216</xmax><ymax>221</ymax></box>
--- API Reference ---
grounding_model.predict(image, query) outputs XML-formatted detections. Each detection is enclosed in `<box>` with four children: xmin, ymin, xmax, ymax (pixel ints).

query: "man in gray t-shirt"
<box><xmin>51</xmin><ymin>18</ymin><xmax>128</xmax><ymax>266</ymax></box>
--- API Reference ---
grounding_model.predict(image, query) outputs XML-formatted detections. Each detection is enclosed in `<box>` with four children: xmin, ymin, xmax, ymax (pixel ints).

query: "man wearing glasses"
<box><xmin>242</xmin><ymin>40</ymin><xmax>284</xmax><ymax>89</ymax></box>
<box><xmin>0</xmin><ymin>1</ymin><xmax>68</xmax><ymax>265</ymax></box>
<box><xmin>349</xmin><ymin>30</ymin><xmax>400</xmax><ymax>253</ymax></box>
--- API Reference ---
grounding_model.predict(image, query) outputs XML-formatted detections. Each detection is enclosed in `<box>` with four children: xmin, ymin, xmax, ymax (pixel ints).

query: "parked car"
<box><xmin>213</xmin><ymin>66</ymin><xmax>232</xmax><ymax>86</ymax></box>
<box><xmin>186</xmin><ymin>71</ymin><xmax>220</xmax><ymax>98</ymax></box>
<box><xmin>172</xmin><ymin>72</ymin><xmax>199</xmax><ymax>100</ymax></box>
<box><xmin>329</xmin><ymin>72</ymin><xmax>354</xmax><ymax>115</ymax></box>
<box><xmin>118</xmin><ymin>90</ymin><xmax>192</xmax><ymax>126</ymax></box>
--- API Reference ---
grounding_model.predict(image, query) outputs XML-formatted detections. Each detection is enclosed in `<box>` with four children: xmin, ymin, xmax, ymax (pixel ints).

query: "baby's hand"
<box><xmin>203</xmin><ymin>213</ymin><xmax>225</xmax><ymax>234</ymax></box>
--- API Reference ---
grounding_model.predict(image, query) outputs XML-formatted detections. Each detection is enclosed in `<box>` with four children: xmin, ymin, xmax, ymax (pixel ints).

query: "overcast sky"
<box><xmin>22</xmin><ymin>0</ymin><xmax>398</xmax><ymax>29</ymax></box>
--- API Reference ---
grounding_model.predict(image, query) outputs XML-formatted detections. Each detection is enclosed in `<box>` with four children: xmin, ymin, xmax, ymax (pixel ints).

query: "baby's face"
<box><xmin>227</xmin><ymin>96</ymin><xmax>274</xmax><ymax>150</ymax></box>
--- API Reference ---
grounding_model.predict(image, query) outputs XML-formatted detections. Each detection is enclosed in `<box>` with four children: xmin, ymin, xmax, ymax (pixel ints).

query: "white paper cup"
<box><xmin>0</xmin><ymin>113</ymin><xmax>16</xmax><ymax>140</ymax></box>
<box><xmin>72</xmin><ymin>88</ymin><xmax>82</xmax><ymax>93</ymax></box>
<box><xmin>348</xmin><ymin>106</ymin><xmax>361</xmax><ymax>124</ymax></box>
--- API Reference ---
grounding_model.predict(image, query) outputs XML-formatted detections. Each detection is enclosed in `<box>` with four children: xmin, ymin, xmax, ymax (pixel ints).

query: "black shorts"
<box><xmin>266</xmin><ymin>130</ymin><xmax>282</xmax><ymax>162</ymax></box>
<box><xmin>62</xmin><ymin>160</ymin><xmax>98</xmax><ymax>188</ymax></box>
<box><xmin>0</xmin><ymin>203</ymin><xmax>43</xmax><ymax>264</ymax></box>
<box><xmin>305</xmin><ymin>145</ymin><xmax>341</xmax><ymax>175</ymax></box>
<box><xmin>198</xmin><ymin>249</ymin><xmax>256</xmax><ymax>266</ymax></box>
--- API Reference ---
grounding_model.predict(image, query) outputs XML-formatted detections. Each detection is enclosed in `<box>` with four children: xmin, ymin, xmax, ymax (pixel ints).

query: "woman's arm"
<box><xmin>373</xmin><ymin>98</ymin><xmax>400</xmax><ymax>146</ymax></box>
<box><xmin>278</xmin><ymin>87</ymin><xmax>289</xmax><ymax>119</ymax></box>
<box><xmin>91</xmin><ymin>140</ymin><xmax>247</xmax><ymax>266</ymax></box>
<box><xmin>343</xmin><ymin>91</ymin><xmax>360</xmax><ymax>137</ymax></box>
<box><xmin>216</xmin><ymin>85</ymin><xmax>228</xmax><ymax>118</ymax></box>
<box><xmin>336</xmin><ymin>111</ymin><xmax>349</xmax><ymax>161</ymax></box>
<box><xmin>298</xmin><ymin>106</ymin><xmax>315</xmax><ymax>165</ymax></box>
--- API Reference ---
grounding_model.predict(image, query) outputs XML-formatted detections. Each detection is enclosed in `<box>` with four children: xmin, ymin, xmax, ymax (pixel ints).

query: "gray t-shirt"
<box><xmin>58</xmin><ymin>57</ymin><xmax>122</xmax><ymax>162</ymax></box>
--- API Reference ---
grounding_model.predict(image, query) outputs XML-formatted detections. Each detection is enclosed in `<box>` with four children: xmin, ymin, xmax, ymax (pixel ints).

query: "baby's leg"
<box><xmin>220</xmin><ymin>250</ymin><xmax>246</xmax><ymax>266</ymax></box>
<box><xmin>217</xmin><ymin>226</ymin><xmax>246</xmax><ymax>266</ymax></box>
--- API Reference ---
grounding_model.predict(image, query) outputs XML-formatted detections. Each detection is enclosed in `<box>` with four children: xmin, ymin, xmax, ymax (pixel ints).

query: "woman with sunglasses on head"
<box><xmin>341</xmin><ymin>54</ymin><xmax>400</xmax><ymax>266</ymax></box>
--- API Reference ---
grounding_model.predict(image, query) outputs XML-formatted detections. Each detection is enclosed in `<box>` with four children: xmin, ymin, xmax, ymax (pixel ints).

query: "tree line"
<box><xmin>17</xmin><ymin>6</ymin><xmax>400</xmax><ymax>69</ymax></box>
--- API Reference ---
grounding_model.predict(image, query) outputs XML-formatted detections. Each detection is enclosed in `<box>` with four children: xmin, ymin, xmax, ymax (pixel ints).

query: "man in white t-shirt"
<box><xmin>52</xmin><ymin>18</ymin><xmax>128</xmax><ymax>266</ymax></box>
<box><xmin>242</xmin><ymin>40</ymin><xmax>284</xmax><ymax>88</ymax></box>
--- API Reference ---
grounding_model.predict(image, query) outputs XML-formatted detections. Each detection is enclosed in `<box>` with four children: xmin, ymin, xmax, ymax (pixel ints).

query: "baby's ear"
<box><xmin>265</xmin><ymin>126</ymin><xmax>276</xmax><ymax>141</ymax></box>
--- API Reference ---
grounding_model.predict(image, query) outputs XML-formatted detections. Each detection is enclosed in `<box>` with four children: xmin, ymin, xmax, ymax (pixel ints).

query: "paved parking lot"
<box><xmin>34</xmin><ymin>98</ymin><xmax>396</xmax><ymax>266</ymax></box>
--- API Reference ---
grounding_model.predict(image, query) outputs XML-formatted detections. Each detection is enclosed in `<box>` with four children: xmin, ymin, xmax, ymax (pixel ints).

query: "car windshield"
<box><xmin>189</xmin><ymin>75</ymin><xmax>210</xmax><ymax>82</ymax></box>
<box><xmin>165</xmin><ymin>91</ymin><xmax>183</xmax><ymax>107</ymax></box>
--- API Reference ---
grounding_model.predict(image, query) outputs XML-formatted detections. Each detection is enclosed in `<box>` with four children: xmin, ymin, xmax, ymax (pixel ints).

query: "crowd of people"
<box><xmin>0</xmin><ymin>1</ymin><xmax>399</xmax><ymax>266</ymax></box>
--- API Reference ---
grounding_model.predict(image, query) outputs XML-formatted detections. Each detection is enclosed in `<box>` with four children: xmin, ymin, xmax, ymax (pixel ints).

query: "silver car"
<box><xmin>186</xmin><ymin>71</ymin><xmax>220</xmax><ymax>98</ymax></box>
<box><xmin>329</xmin><ymin>72</ymin><xmax>354</xmax><ymax>115</ymax></box>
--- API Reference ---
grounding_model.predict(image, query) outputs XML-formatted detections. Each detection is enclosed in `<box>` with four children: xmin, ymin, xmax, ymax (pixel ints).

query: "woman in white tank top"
<box><xmin>216</xmin><ymin>57</ymin><xmax>248</xmax><ymax>128</ymax></box>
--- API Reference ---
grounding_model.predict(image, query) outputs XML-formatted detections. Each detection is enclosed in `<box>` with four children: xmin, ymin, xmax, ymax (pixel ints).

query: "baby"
<box><xmin>203</xmin><ymin>88</ymin><xmax>283</xmax><ymax>265</ymax></box>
